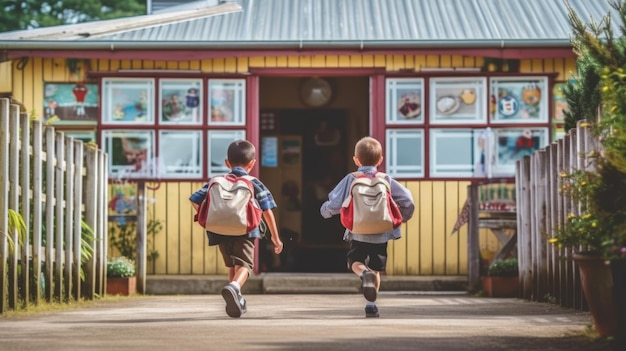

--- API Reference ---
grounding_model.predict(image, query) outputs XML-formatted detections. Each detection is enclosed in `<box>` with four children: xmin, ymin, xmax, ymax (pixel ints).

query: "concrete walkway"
<box><xmin>0</xmin><ymin>292</ymin><xmax>614</xmax><ymax>351</ymax></box>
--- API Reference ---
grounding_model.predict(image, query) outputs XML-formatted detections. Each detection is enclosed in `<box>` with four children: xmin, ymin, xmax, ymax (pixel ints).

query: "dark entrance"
<box><xmin>259</xmin><ymin>109</ymin><xmax>350</xmax><ymax>272</ymax></box>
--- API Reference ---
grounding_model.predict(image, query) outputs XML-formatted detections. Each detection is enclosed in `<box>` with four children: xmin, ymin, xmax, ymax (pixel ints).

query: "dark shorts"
<box><xmin>217</xmin><ymin>236</ymin><xmax>255</xmax><ymax>274</ymax></box>
<box><xmin>346</xmin><ymin>240</ymin><xmax>388</xmax><ymax>272</ymax></box>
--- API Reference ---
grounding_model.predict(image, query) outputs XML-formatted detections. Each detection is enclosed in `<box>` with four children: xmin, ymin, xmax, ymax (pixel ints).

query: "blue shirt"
<box><xmin>320</xmin><ymin>166</ymin><xmax>415</xmax><ymax>244</ymax></box>
<box><xmin>190</xmin><ymin>167</ymin><xmax>276</xmax><ymax>243</ymax></box>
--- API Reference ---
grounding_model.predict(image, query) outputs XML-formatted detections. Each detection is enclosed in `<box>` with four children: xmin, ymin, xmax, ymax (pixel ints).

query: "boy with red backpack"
<box><xmin>320</xmin><ymin>136</ymin><xmax>415</xmax><ymax>318</ymax></box>
<box><xmin>190</xmin><ymin>140</ymin><xmax>283</xmax><ymax>318</ymax></box>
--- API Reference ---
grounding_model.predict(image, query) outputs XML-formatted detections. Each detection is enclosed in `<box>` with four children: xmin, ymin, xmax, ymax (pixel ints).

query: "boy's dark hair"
<box><xmin>227</xmin><ymin>139</ymin><xmax>256</xmax><ymax>166</ymax></box>
<box><xmin>355</xmin><ymin>137</ymin><xmax>382</xmax><ymax>166</ymax></box>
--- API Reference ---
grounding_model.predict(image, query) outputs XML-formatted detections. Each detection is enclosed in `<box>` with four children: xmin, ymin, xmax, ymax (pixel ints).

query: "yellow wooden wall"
<box><xmin>9</xmin><ymin>53</ymin><xmax>577</xmax><ymax>276</ymax></box>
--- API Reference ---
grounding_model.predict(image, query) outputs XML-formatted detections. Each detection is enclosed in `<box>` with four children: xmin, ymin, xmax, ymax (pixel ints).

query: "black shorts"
<box><xmin>346</xmin><ymin>240</ymin><xmax>388</xmax><ymax>272</ymax></box>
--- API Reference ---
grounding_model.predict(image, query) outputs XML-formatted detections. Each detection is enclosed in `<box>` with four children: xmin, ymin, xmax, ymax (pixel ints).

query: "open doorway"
<box><xmin>258</xmin><ymin>76</ymin><xmax>369</xmax><ymax>272</ymax></box>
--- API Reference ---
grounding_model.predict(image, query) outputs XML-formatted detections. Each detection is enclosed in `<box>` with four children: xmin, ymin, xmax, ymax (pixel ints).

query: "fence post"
<box><xmin>83</xmin><ymin>147</ymin><xmax>98</xmax><ymax>299</ymax></box>
<box><xmin>20</xmin><ymin>112</ymin><xmax>31</xmax><ymax>308</ymax></box>
<box><xmin>64</xmin><ymin>137</ymin><xmax>74</xmax><ymax>302</ymax></box>
<box><xmin>467</xmin><ymin>184</ymin><xmax>480</xmax><ymax>291</ymax></box>
<box><xmin>0</xmin><ymin>99</ymin><xmax>9</xmax><ymax>313</ymax></box>
<box><xmin>72</xmin><ymin>140</ymin><xmax>84</xmax><ymax>300</ymax></box>
<box><xmin>518</xmin><ymin>156</ymin><xmax>533</xmax><ymax>299</ymax></box>
<box><xmin>54</xmin><ymin>131</ymin><xmax>65</xmax><ymax>301</ymax></box>
<box><xmin>136</xmin><ymin>181</ymin><xmax>147</xmax><ymax>294</ymax></box>
<box><xmin>44</xmin><ymin>127</ymin><xmax>55</xmax><ymax>302</ymax></box>
<box><xmin>8</xmin><ymin>104</ymin><xmax>20</xmax><ymax>309</ymax></box>
<box><xmin>31</xmin><ymin>121</ymin><xmax>43</xmax><ymax>305</ymax></box>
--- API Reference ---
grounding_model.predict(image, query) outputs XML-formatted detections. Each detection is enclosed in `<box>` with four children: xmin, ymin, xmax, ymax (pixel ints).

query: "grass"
<box><xmin>0</xmin><ymin>295</ymin><xmax>144</xmax><ymax>319</ymax></box>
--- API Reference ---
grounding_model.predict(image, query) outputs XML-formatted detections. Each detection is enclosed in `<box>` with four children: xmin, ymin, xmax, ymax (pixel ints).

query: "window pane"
<box><xmin>492</xmin><ymin>127</ymin><xmax>548</xmax><ymax>176</ymax></box>
<box><xmin>159</xmin><ymin>79</ymin><xmax>203</xmax><ymax>125</ymax></box>
<box><xmin>102</xmin><ymin>78</ymin><xmax>154</xmax><ymax>125</ymax></box>
<box><xmin>208</xmin><ymin>130</ymin><xmax>246</xmax><ymax>176</ymax></box>
<box><xmin>103</xmin><ymin>130</ymin><xmax>155</xmax><ymax>179</ymax></box>
<box><xmin>158</xmin><ymin>131</ymin><xmax>202</xmax><ymax>178</ymax></box>
<box><xmin>430</xmin><ymin>77</ymin><xmax>487</xmax><ymax>124</ymax></box>
<box><xmin>430</xmin><ymin>129</ymin><xmax>480</xmax><ymax>177</ymax></box>
<box><xmin>386</xmin><ymin>129</ymin><xmax>424</xmax><ymax>177</ymax></box>
<box><xmin>386</xmin><ymin>78</ymin><xmax>424</xmax><ymax>124</ymax></box>
<box><xmin>208</xmin><ymin>79</ymin><xmax>246</xmax><ymax>126</ymax></box>
<box><xmin>490</xmin><ymin>77</ymin><xmax>549</xmax><ymax>123</ymax></box>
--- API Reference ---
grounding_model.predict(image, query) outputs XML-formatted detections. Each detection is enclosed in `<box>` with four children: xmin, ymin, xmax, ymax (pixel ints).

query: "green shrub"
<box><xmin>106</xmin><ymin>257</ymin><xmax>136</xmax><ymax>278</ymax></box>
<box><xmin>487</xmin><ymin>258</ymin><xmax>519</xmax><ymax>277</ymax></box>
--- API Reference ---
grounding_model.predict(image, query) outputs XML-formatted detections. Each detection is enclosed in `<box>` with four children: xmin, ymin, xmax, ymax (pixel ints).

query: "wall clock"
<box><xmin>300</xmin><ymin>78</ymin><xmax>332</xmax><ymax>107</ymax></box>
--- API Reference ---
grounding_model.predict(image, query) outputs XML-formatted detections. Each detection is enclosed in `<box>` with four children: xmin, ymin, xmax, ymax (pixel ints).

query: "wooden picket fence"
<box><xmin>515</xmin><ymin>121</ymin><xmax>597</xmax><ymax>309</ymax></box>
<box><xmin>0</xmin><ymin>98</ymin><xmax>109</xmax><ymax>313</ymax></box>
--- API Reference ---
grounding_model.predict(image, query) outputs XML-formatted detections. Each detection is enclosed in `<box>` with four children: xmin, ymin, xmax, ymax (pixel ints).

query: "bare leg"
<box><xmin>351</xmin><ymin>261</ymin><xmax>380</xmax><ymax>291</ymax></box>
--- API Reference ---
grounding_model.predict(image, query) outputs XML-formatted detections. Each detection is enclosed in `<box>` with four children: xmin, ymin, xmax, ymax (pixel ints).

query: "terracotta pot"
<box><xmin>106</xmin><ymin>276</ymin><xmax>137</xmax><ymax>296</ymax></box>
<box><xmin>572</xmin><ymin>252</ymin><xmax>619</xmax><ymax>338</ymax></box>
<box><xmin>481</xmin><ymin>276</ymin><xmax>519</xmax><ymax>298</ymax></box>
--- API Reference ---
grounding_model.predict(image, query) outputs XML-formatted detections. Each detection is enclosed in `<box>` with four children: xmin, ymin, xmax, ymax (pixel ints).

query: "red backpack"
<box><xmin>195</xmin><ymin>174</ymin><xmax>262</xmax><ymax>235</ymax></box>
<box><xmin>340</xmin><ymin>172</ymin><xmax>403</xmax><ymax>234</ymax></box>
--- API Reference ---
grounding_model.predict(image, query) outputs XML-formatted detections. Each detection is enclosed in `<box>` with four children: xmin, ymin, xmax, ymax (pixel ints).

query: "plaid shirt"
<box><xmin>190</xmin><ymin>167</ymin><xmax>276</xmax><ymax>242</ymax></box>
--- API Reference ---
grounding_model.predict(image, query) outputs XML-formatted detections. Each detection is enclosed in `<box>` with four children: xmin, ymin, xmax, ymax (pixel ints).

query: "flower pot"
<box><xmin>572</xmin><ymin>252</ymin><xmax>619</xmax><ymax>338</ymax></box>
<box><xmin>481</xmin><ymin>276</ymin><xmax>519</xmax><ymax>298</ymax></box>
<box><xmin>106</xmin><ymin>276</ymin><xmax>137</xmax><ymax>296</ymax></box>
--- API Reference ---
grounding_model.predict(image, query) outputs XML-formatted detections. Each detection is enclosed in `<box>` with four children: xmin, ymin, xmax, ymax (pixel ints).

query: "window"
<box><xmin>208</xmin><ymin>130</ymin><xmax>246</xmax><ymax>177</ymax></box>
<box><xmin>430</xmin><ymin>129</ymin><xmax>484</xmax><ymax>177</ymax></box>
<box><xmin>386</xmin><ymin>78</ymin><xmax>424</xmax><ymax>124</ymax></box>
<box><xmin>385</xmin><ymin>129</ymin><xmax>424</xmax><ymax>177</ymax></box>
<box><xmin>158</xmin><ymin>130</ymin><xmax>202</xmax><ymax>178</ymax></box>
<box><xmin>430</xmin><ymin>77</ymin><xmax>487</xmax><ymax>124</ymax></box>
<box><xmin>492</xmin><ymin>127</ymin><xmax>548</xmax><ymax>176</ymax></box>
<box><xmin>43</xmin><ymin>82</ymin><xmax>99</xmax><ymax>125</ymax></box>
<box><xmin>100</xmin><ymin>77</ymin><xmax>248</xmax><ymax>179</ymax></box>
<box><xmin>102</xmin><ymin>78</ymin><xmax>155</xmax><ymax>125</ymax></box>
<box><xmin>490</xmin><ymin>77</ymin><xmax>548</xmax><ymax>123</ymax></box>
<box><xmin>208</xmin><ymin>79</ymin><xmax>246</xmax><ymax>126</ymax></box>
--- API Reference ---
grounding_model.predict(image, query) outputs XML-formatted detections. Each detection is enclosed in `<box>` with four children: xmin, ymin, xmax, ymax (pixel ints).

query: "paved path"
<box><xmin>0</xmin><ymin>293</ymin><xmax>613</xmax><ymax>351</ymax></box>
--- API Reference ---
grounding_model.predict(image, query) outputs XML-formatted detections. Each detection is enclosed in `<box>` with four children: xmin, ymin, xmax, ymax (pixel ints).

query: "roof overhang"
<box><xmin>2</xmin><ymin>39</ymin><xmax>576</xmax><ymax>61</ymax></box>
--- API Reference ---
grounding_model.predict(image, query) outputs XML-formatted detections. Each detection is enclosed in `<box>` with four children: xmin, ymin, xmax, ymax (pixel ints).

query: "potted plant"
<box><xmin>106</xmin><ymin>256</ymin><xmax>136</xmax><ymax>296</ymax></box>
<box><xmin>481</xmin><ymin>258</ymin><xmax>519</xmax><ymax>298</ymax></box>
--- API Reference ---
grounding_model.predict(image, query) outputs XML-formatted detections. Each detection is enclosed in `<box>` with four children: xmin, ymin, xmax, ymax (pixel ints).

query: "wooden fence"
<box><xmin>515</xmin><ymin>121</ymin><xmax>597</xmax><ymax>309</ymax></box>
<box><xmin>0</xmin><ymin>98</ymin><xmax>109</xmax><ymax>313</ymax></box>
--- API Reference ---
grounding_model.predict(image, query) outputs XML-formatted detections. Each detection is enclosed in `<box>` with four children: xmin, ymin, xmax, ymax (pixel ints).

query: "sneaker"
<box><xmin>365</xmin><ymin>304</ymin><xmax>379</xmax><ymax>318</ymax></box>
<box><xmin>221</xmin><ymin>283</ymin><xmax>243</xmax><ymax>318</ymax></box>
<box><xmin>240</xmin><ymin>296</ymin><xmax>247</xmax><ymax>314</ymax></box>
<box><xmin>361</xmin><ymin>270</ymin><xmax>377</xmax><ymax>302</ymax></box>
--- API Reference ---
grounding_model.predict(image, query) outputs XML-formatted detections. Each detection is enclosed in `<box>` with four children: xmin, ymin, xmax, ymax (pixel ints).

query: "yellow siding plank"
<box><xmin>31</xmin><ymin>58</ymin><xmax>43</xmax><ymax>118</ymax></box>
<box><xmin>311</xmin><ymin>55</ymin><xmax>326</xmax><ymax>67</ymax></box>
<box><xmin>553</xmin><ymin>58</ymin><xmax>566</xmax><ymax>81</ymax></box>
<box><xmin>234</xmin><ymin>57</ymin><xmax>248</xmax><ymax>73</ymax></box>
<box><xmin>200</xmin><ymin>59</ymin><xmax>213</xmax><ymax>73</ymax></box>
<box><xmin>142</xmin><ymin>60</ymin><xmax>155</xmax><ymax>70</ymax></box>
<box><xmin>132</xmin><ymin>59</ymin><xmax>143</xmax><ymax>69</ymax></box>
<box><xmin>338</xmin><ymin>55</ymin><xmax>351</xmax><ymax>67</ymax></box>
<box><xmin>42</xmin><ymin>58</ymin><xmax>54</xmax><ymax>82</ymax></box>
<box><xmin>543</xmin><ymin>59</ymin><xmax>554</xmax><ymax>75</ymax></box>
<box><xmin>519</xmin><ymin>59</ymin><xmax>532</xmax><ymax>73</ymax></box>
<box><xmin>444</xmin><ymin>182</ymin><xmax>461</xmax><ymax>275</ymax></box>
<box><xmin>474</xmin><ymin>56</ymin><xmax>484</xmax><ymax>69</ymax></box>
<box><xmin>326</xmin><ymin>55</ymin><xmax>339</xmax><ymax>67</ymax></box>
<box><xmin>451</xmin><ymin>55</ymin><xmax>464</xmax><ymax>68</ymax></box>
<box><xmin>12</xmin><ymin>62</ymin><xmax>24</xmax><ymax>107</ymax></box>
<box><xmin>432</xmin><ymin>181</ymin><xmax>446</xmax><ymax>275</ymax></box>
<box><xmin>189</xmin><ymin>60</ymin><xmax>201</xmax><ymax>70</ymax></box>
<box><xmin>287</xmin><ymin>56</ymin><xmax>299</xmax><ymax>67</ymax></box>
<box><xmin>463</xmin><ymin>56</ymin><xmax>475</xmax><ymax>68</ymax></box>
<box><xmin>385</xmin><ymin>55</ymin><xmax>394</xmax><ymax>71</ymax></box>
<box><xmin>299</xmin><ymin>56</ymin><xmax>312</xmax><ymax>67</ymax></box>
<box><xmin>414</xmin><ymin>55</ymin><xmax>427</xmax><ymax>71</ymax></box>
<box><xmin>109</xmin><ymin>60</ymin><xmax>122</xmax><ymax>72</ymax></box>
<box><xmin>426</xmin><ymin>55</ymin><xmax>440</xmax><ymax>69</ymax></box>
<box><xmin>393</xmin><ymin>55</ymin><xmax>404</xmax><ymax>70</ymax></box>
<box><xmin>440</xmin><ymin>55</ymin><xmax>452</xmax><ymax>68</ymax></box>
<box><xmin>96</xmin><ymin>59</ymin><xmax>109</xmax><ymax>72</ymax></box>
<box><xmin>419</xmin><ymin>182</ymin><xmax>433</xmax><ymax>274</ymax></box>
<box><xmin>532</xmin><ymin>59</ymin><xmax>544</xmax><ymax>73</ymax></box>
<box><xmin>361</xmin><ymin>55</ymin><xmax>374</xmax><ymax>67</ymax></box>
<box><xmin>166</xmin><ymin>61</ymin><xmax>178</xmax><ymax>70</ymax></box>
<box><xmin>178</xmin><ymin>61</ymin><xmax>190</xmax><ymax>70</ymax></box>
<box><xmin>249</xmin><ymin>57</ymin><xmax>265</xmax><ymax>68</ymax></box>
<box><xmin>350</xmin><ymin>55</ymin><xmax>363</xmax><ymax>68</ymax></box>
<box><xmin>166</xmin><ymin>183</ymin><xmax>181</xmax><ymax>273</ymax></box>
<box><xmin>374</xmin><ymin>54</ymin><xmax>386</xmax><ymax>67</ymax></box>
<box><xmin>120</xmin><ymin>59</ymin><xmax>132</xmax><ymax>70</ymax></box>
<box><xmin>406</xmin><ymin>181</ymin><xmax>421</xmax><ymax>274</ymax></box>
<box><xmin>457</xmin><ymin>182</ymin><xmax>470</xmax><ymax>274</ymax></box>
<box><xmin>275</xmin><ymin>56</ymin><xmax>288</xmax><ymax>67</ymax></box>
<box><xmin>213</xmin><ymin>58</ymin><xmax>226</xmax><ymax>73</ymax></box>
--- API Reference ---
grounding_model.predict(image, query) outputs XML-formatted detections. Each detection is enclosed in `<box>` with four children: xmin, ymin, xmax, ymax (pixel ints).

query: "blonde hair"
<box><xmin>354</xmin><ymin>137</ymin><xmax>382</xmax><ymax>166</ymax></box>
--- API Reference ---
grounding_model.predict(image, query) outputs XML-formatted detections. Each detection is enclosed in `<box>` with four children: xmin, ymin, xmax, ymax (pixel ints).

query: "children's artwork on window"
<box><xmin>102</xmin><ymin>78</ymin><xmax>154</xmax><ymax>125</ymax></box>
<box><xmin>208</xmin><ymin>79</ymin><xmax>246</xmax><ymax>125</ymax></box>
<box><xmin>103</xmin><ymin>130</ymin><xmax>155</xmax><ymax>178</ymax></box>
<box><xmin>158</xmin><ymin>130</ymin><xmax>202</xmax><ymax>178</ymax></box>
<box><xmin>208</xmin><ymin>130</ymin><xmax>245</xmax><ymax>176</ymax></box>
<box><xmin>430</xmin><ymin>78</ymin><xmax>487</xmax><ymax>124</ymax></box>
<box><xmin>492</xmin><ymin>128</ymin><xmax>548</xmax><ymax>175</ymax></box>
<box><xmin>386</xmin><ymin>78</ymin><xmax>424</xmax><ymax>124</ymax></box>
<box><xmin>159</xmin><ymin>79</ymin><xmax>202</xmax><ymax>125</ymax></box>
<box><xmin>553</xmin><ymin>82</ymin><xmax>569</xmax><ymax>122</ymax></box>
<box><xmin>43</xmin><ymin>82</ymin><xmax>99</xmax><ymax>125</ymax></box>
<box><xmin>490</xmin><ymin>77</ymin><xmax>548</xmax><ymax>123</ymax></box>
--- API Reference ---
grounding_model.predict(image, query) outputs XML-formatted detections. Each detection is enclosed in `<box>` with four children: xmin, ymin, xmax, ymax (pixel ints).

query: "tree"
<box><xmin>0</xmin><ymin>0</ymin><xmax>146</xmax><ymax>33</ymax></box>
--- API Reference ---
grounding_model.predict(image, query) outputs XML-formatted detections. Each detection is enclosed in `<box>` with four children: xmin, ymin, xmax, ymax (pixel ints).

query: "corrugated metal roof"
<box><xmin>0</xmin><ymin>0</ymin><xmax>618</xmax><ymax>48</ymax></box>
